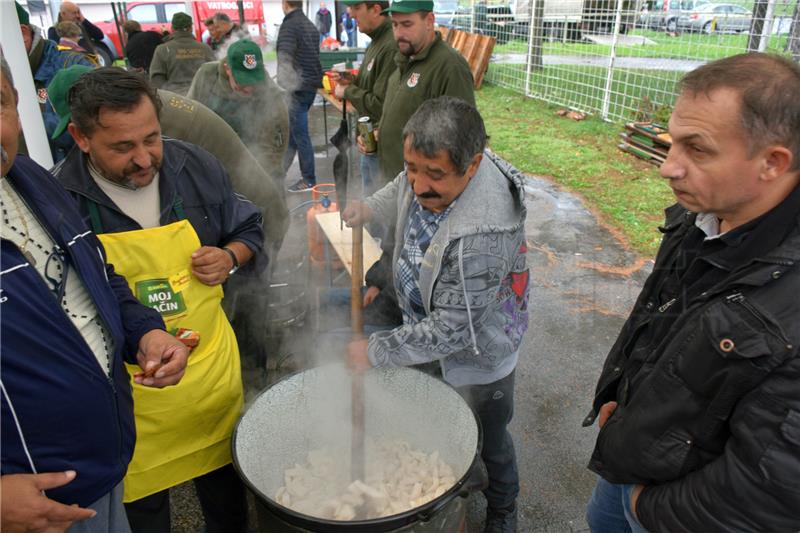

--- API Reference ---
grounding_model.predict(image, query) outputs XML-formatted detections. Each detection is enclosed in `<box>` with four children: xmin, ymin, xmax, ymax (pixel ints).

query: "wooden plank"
<box><xmin>444</xmin><ymin>29</ymin><xmax>495</xmax><ymax>90</ymax></box>
<box><xmin>619</xmin><ymin>133</ymin><xmax>668</xmax><ymax>159</ymax></box>
<box><xmin>315</xmin><ymin>211</ymin><xmax>382</xmax><ymax>284</ymax></box>
<box><xmin>624</xmin><ymin>122</ymin><xmax>672</xmax><ymax>147</ymax></box>
<box><xmin>318</xmin><ymin>88</ymin><xmax>359</xmax><ymax>115</ymax></box>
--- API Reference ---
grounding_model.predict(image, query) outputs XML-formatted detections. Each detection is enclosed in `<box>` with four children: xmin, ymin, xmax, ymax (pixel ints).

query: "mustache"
<box><xmin>418</xmin><ymin>190</ymin><xmax>441</xmax><ymax>199</ymax></box>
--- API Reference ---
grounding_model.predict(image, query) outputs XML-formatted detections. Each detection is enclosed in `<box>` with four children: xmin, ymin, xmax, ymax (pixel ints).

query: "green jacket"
<box><xmin>157</xmin><ymin>89</ymin><xmax>289</xmax><ymax>247</ymax></box>
<box><xmin>187</xmin><ymin>61</ymin><xmax>290</xmax><ymax>189</ymax></box>
<box><xmin>149</xmin><ymin>31</ymin><xmax>215</xmax><ymax>95</ymax></box>
<box><xmin>378</xmin><ymin>33</ymin><xmax>475</xmax><ymax>183</ymax></box>
<box><xmin>342</xmin><ymin>19</ymin><xmax>397</xmax><ymax>122</ymax></box>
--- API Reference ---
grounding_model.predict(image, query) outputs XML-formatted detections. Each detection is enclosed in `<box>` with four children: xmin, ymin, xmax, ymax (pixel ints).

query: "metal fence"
<box><xmin>445</xmin><ymin>0</ymin><xmax>800</xmax><ymax>122</ymax></box>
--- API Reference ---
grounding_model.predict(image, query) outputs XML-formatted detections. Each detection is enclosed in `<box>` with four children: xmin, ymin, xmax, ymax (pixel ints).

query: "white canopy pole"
<box><xmin>1</xmin><ymin>1</ymin><xmax>55</xmax><ymax>169</ymax></box>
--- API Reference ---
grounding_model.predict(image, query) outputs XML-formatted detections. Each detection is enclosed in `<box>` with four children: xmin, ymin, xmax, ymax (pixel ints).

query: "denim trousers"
<box><xmin>283</xmin><ymin>90</ymin><xmax>317</xmax><ymax>184</ymax></box>
<box><xmin>360</xmin><ymin>152</ymin><xmax>381</xmax><ymax>196</ymax></box>
<box><xmin>67</xmin><ymin>482</ymin><xmax>130</xmax><ymax>533</ymax></box>
<box><xmin>586</xmin><ymin>477</ymin><xmax>650</xmax><ymax>533</ymax></box>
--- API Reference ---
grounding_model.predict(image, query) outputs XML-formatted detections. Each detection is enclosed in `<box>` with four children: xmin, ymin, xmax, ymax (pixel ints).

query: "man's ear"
<box><xmin>760</xmin><ymin>145</ymin><xmax>794</xmax><ymax>183</ymax></box>
<box><xmin>67</xmin><ymin>123</ymin><xmax>91</xmax><ymax>154</ymax></box>
<box><xmin>465</xmin><ymin>152</ymin><xmax>483</xmax><ymax>180</ymax></box>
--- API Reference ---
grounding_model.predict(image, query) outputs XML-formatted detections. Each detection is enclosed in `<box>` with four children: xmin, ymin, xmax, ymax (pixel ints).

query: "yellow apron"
<box><xmin>97</xmin><ymin>219</ymin><xmax>243</xmax><ymax>502</ymax></box>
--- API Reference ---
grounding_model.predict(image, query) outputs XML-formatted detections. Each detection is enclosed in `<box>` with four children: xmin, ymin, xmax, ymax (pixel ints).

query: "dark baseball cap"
<box><xmin>171</xmin><ymin>12</ymin><xmax>193</xmax><ymax>31</ymax></box>
<box><xmin>15</xmin><ymin>2</ymin><xmax>30</xmax><ymax>25</ymax></box>
<box><xmin>226</xmin><ymin>40</ymin><xmax>266</xmax><ymax>86</ymax></box>
<box><xmin>47</xmin><ymin>65</ymin><xmax>94</xmax><ymax>139</ymax></box>
<box><xmin>382</xmin><ymin>0</ymin><xmax>434</xmax><ymax>15</ymax></box>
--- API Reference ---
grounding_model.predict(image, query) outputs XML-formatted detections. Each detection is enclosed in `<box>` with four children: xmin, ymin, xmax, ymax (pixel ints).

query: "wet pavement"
<box><xmin>170</xmin><ymin>90</ymin><xmax>655</xmax><ymax>532</ymax></box>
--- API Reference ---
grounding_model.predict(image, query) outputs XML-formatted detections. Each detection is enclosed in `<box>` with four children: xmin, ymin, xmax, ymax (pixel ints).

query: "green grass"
<box><xmin>476</xmin><ymin>85</ymin><xmax>674</xmax><ymax>256</ymax></box>
<box><xmin>495</xmin><ymin>29</ymin><xmax>792</xmax><ymax>61</ymax></box>
<box><xmin>485</xmin><ymin>63</ymin><xmax>682</xmax><ymax>122</ymax></box>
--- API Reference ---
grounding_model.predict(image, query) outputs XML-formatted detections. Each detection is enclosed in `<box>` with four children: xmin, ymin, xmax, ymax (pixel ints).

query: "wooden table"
<box><xmin>314</xmin><ymin>211</ymin><xmax>381</xmax><ymax>285</ymax></box>
<box><xmin>318</xmin><ymin>89</ymin><xmax>355</xmax><ymax>114</ymax></box>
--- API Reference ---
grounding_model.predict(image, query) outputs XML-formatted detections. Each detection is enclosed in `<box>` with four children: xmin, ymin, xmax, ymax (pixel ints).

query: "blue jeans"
<box><xmin>456</xmin><ymin>371</ymin><xmax>519</xmax><ymax>511</ymax></box>
<box><xmin>283</xmin><ymin>90</ymin><xmax>317</xmax><ymax>185</ymax></box>
<box><xmin>360</xmin><ymin>152</ymin><xmax>380</xmax><ymax>195</ymax></box>
<box><xmin>586</xmin><ymin>477</ymin><xmax>649</xmax><ymax>533</ymax></box>
<box><xmin>69</xmin><ymin>483</ymin><xmax>130</xmax><ymax>533</ymax></box>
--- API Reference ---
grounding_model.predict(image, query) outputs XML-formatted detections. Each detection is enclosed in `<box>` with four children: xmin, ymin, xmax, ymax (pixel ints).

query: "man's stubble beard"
<box><xmin>89</xmin><ymin>151</ymin><xmax>161</xmax><ymax>190</ymax></box>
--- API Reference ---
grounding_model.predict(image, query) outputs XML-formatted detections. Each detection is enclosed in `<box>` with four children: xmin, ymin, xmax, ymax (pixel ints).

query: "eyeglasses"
<box><xmin>43</xmin><ymin>246</ymin><xmax>68</xmax><ymax>304</ymax></box>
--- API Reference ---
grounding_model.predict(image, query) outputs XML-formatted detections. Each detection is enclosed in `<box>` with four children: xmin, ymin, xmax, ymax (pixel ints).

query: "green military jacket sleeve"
<box><xmin>377</xmin><ymin>33</ymin><xmax>475</xmax><ymax>183</ymax></box>
<box><xmin>158</xmin><ymin>88</ymin><xmax>290</xmax><ymax>246</ymax></box>
<box><xmin>342</xmin><ymin>20</ymin><xmax>398</xmax><ymax>122</ymax></box>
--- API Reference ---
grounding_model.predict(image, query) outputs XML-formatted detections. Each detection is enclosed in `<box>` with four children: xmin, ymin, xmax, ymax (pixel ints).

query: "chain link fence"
<box><xmin>443</xmin><ymin>0</ymin><xmax>800</xmax><ymax>122</ymax></box>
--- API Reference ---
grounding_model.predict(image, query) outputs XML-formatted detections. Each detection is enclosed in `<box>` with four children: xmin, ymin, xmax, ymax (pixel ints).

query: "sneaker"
<box><xmin>287</xmin><ymin>180</ymin><xmax>313</xmax><ymax>193</ymax></box>
<box><xmin>484</xmin><ymin>503</ymin><xmax>517</xmax><ymax>533</ymax></box>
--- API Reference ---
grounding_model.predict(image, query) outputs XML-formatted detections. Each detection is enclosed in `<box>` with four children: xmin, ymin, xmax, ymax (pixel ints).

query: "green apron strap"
<box><xmin>172</xmin><ymin>195</ymin><xmax>186</xmax><ymax>221</ymax></box>
<box><xmin>85</xmin><ymin>197</ymin><xmax>104</xmax><ymax>235</ymax></box>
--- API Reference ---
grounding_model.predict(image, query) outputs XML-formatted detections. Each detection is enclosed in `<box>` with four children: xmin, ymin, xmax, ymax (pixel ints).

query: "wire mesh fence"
<box><xmin>441</xmin><ymin>0</ymin><xmax>800</xmax><ymax>122</ymax></box>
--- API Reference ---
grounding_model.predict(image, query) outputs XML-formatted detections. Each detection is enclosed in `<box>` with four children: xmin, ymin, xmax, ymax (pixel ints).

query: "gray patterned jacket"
<box><xmin>365</xmin><ymin>151</ymin><xmax>530</xmax><ymax>387</ymax></box>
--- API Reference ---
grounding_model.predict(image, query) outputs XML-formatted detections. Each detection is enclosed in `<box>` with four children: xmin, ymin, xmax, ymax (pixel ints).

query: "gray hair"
<box><xmin>56</xmin><ymin>20</ymin><xmax>82</xmax><ymax>39</ymax></box>
<box><xmin>212</xmin><ymin>12</ymin><xmax>232</xmax><ymax>24</ymax></box>
<box><xmin>402</xmin><ymin>96</ymin><xmax>487</xmax><ymax>175</ymax></box>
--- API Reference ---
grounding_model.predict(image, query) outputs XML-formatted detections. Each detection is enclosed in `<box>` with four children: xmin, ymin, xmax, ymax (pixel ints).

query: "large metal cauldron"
<box><xmin>233</xmin><ymin>365</ymin><xmax>480</xmax><ymax>532</ymax></box>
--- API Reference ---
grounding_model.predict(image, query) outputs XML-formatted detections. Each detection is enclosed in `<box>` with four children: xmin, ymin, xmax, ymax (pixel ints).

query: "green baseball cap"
<box><xmin>226</xmin><ymin>40</ymin><xmax>266</xmax><ymax>86</ymax></box>
<box><xmin>171</xmin><ymin>12</ymin><xmax>192</xmax><ymax>31</ymax></box>
<box><xmin>15</xmin><ymin>2</ymin><xmax>30</xmax><ymax>25</ymax></box>
<box><xmin>47</xmin><ymin>65</ymin><xmax>93</xmax><ymax>139</ymax></box>
<box><xmin>382</xmin><ymin>0</ymin><xmax>434</xmax><ymax>15</ymax></box>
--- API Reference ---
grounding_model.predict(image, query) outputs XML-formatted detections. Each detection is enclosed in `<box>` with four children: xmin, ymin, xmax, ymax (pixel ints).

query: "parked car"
<box><xmin>454</xmin><ymin>0</ymin><xmax>636</xmax><ymax>44</ymax></box>
<box><xmin>638</xmin><ymin>0</ymin><xmax>707</xmax><ymax>32</ymax></box>
<box><xmin>677</xmin><ymin>3</ymin><xmax>752</xmax><ymax>33</ymax></box>
<box><xmin>94</xmin><ymin>0</ymin><xmax>267</xmax><ymax>58</ymax></box>
<box><xmin>434</xmin><ymin>0</ymin><xmax>460</xmax><ymax>28</ymax></box>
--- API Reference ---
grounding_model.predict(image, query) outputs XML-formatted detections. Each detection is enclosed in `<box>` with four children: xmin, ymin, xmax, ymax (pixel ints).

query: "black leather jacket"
<box><xmin>585</xmin><ymin>199</ymin><xmax>800</xmax><ymax>532</ymax></box>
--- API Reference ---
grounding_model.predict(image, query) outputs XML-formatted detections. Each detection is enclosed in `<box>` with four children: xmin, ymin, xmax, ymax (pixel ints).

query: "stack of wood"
<box><xmin>618</xmin><ymin>122</ymin><xmax>671</xmax><ymax>166</ymax></box>
<box><xmin>439</xmin><ymin>27</ymin><xmax>496</xmax><ymax>89</ymax></box>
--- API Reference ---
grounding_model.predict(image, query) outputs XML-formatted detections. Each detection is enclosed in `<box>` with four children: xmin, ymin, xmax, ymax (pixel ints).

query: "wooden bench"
<box><xmin>315</xmin><ymin>211</ymin><xmax>382</xmax><ymax>285</ymax></box>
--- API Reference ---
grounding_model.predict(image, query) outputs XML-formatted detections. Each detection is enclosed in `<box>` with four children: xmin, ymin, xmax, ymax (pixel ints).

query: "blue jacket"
<box><xmin>0</xmin><ymin>156</ymin><xmax>164</xmax><ymax>507</ymax></box>
<box><xmin>28</xmin><ymin>32</ymin><xmax>94</xmax><ymax>161</ymax></box>
<box><xmin>53</xmin><ymin>138</ymin><xmax>266</xmax><ymax>274</ymax></box>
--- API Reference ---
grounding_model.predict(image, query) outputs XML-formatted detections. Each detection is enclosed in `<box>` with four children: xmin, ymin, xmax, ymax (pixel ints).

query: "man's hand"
<box><xmin>363</xmin><ymin>286</ymin><xmax>380</xmax><ymax>307</ymax></box>
<box><xmin>342</xmin><ymin>200</ymin><xmax>373</xmax><ymax>227</ymax></box>
<box><xmin>1</xmin><ymin>471</ymin><xmax>96</xmax><ymax>533</ymax></box>
<box><xmin>598</xmin><ymin>401</ymin><xmax>618</xmax><ymax>428</ymax></box>
<box><xmin>334</xmin><ymin>83</ymin><xmax>347</xmax><ymax>100</ymax></box>
<box><xmin>356</xmin><ymin>128</ymin><xmax>379</xmax><ymax>155</ymax></box>
<box><xmin>346</xmin><ymin>338</ymin><xmax>372</xmax><ymax>374</ymax></box>
<box><xmin>134</xmin><ymin>329</ymin><xmax>189</xmax><ymax>387</ymax></box>
<box><xmin>191</xmin><ymin>246</ymin><xmax>234</xmax><ymax>286</ymax></box>
<box><xmin>630</xmin><ymin>484</ymin><xmax>644</xmax><ymax>519</ymax></box>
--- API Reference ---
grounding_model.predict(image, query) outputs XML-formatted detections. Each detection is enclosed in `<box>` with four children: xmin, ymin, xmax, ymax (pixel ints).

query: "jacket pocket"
<box><xmin>671</xmin><ymin>293</ymin><xmax>791</xmax><ymax>399</ymax></box>
<box><xmin>642</xmin><ymin>427</ymin><xmax>698</xmax><ymax>481</ymax></box>
<box><xmin>758</xmin><ymin>409</ymin><xmax>800</xmax><ymax>493</ymax></box>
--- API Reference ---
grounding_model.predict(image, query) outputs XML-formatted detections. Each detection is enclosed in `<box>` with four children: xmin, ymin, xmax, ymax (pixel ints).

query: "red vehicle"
<box><xmin>96</xmin><ymin>1</ymin><xmax>267</xmax><ymax>58</ymax></box>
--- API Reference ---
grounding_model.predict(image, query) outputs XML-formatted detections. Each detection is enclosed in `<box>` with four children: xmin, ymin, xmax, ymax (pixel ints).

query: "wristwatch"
<box><xmin>223</xmin><ymin>247</ymin><xmax>239</xmax><ymax>275</ymax></box>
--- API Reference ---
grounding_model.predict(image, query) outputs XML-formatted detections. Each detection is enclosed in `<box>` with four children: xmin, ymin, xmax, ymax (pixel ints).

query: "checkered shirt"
<box><xmin>395</xmin><ymin>197</ymin><xmax>456</xmax><ymax>324</ymax></box>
